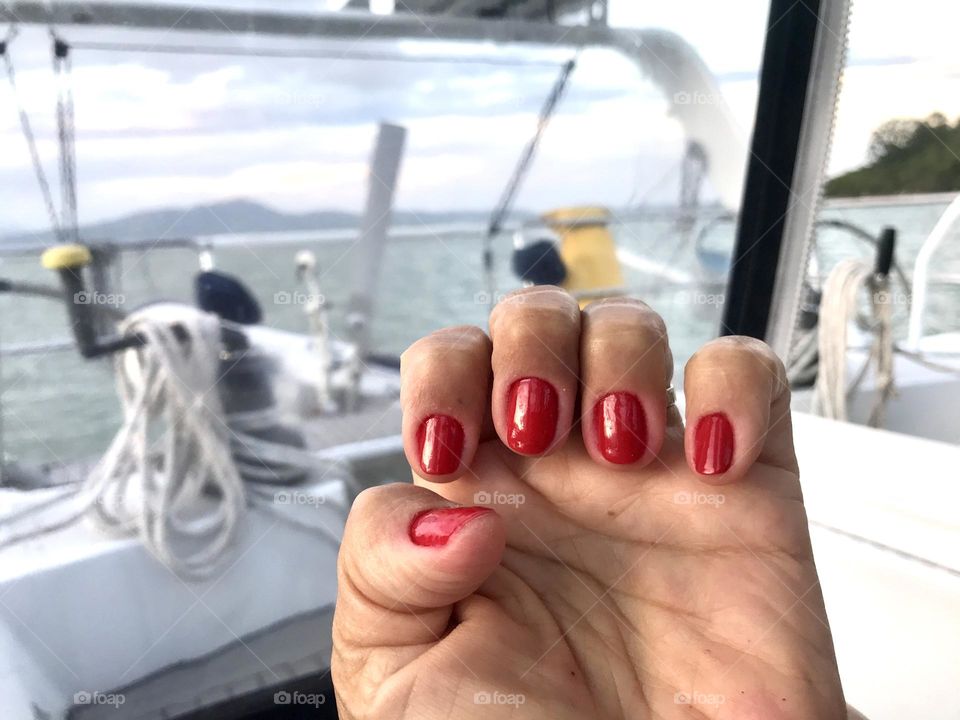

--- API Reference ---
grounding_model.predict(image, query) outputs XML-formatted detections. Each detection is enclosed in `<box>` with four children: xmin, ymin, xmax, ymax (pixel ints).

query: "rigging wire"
<box><xmin>482</xmin><ymin>53</ymin><xmax>578</xmax><ymax>308</ymax></box>
<box><xmin>52</xmin><ymin>32</ymin><xmax>79</xmax><ymax>243</ymax></box>
<box><xmin>1</xmin><ymin>25</ymin><xmax>63</xmax><ymax>243</ymax></box>
<box><xmin>625</xmin><ymin>147</ymin><xmax>716</xmax><ymax>302</ymax></box>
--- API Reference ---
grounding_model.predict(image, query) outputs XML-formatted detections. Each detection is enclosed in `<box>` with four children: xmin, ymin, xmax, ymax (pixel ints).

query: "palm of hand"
<box><xmin>414</xmin><ymin>432</ymin><xmax>839</xmax><ymax>719</ymax></box>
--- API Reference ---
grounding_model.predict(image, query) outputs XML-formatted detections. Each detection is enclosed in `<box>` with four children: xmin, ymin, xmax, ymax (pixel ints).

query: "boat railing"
<box><xmin>0</xmin><ymin>237</ymin><xmax>211</xmax><ymax>358</ymax></box>
<box><xmin>0</xmin><ymin>220</ymin><xmax>500</xmax><ymax>361</ymax></box>
<box><xmin>0</xmin><ymin>237</ymin><xmax>212</xmax><ymax>472</ymax></box>
<box><xmin>907</xmin><ymin>193</ymin><xmax>960</xmax><ymax>348</ymax></box>
<box><xmin>0</xmin><ymin>237</ymin><xmax>209</xmax><ymax>259</ymax></box>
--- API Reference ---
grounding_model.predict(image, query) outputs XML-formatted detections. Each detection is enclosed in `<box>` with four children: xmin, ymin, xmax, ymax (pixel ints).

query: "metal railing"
<box><xmin>0</xmin><ymin>237</ymin><xmax>209</xmax><ymax>357</ymax></box>
<box><xmin>907</xmin><ymin>193</ymin><xmax>960</xmax><ymax>348</ymax></box>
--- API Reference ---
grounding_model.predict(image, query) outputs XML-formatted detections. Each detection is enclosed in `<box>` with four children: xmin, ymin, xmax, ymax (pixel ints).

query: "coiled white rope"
<box><xmin>89</xmin><ymin>307</ymin><xmax>246</xmax><ymax>577</ymax></box>
<box><xmin>0</xmin><ymin>307</ymin><xmax>246</xmax><ymax>579</ymax></box>
<box><xmin>0</xmin><ymin>305</ymin><xmax>365</xmax><ymax>582</ymax></box>
<box><xmin>814</xmin><ymin>259</ymin><xmax>895</xmax><ymax>426</ymax></box>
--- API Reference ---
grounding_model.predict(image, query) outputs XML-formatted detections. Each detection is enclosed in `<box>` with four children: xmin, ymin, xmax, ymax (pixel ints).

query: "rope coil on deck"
<box><xmin>0</xmin><ymin>308</ymin><xmax>246</xmax><ymax>578</ymax></box>
<box><xmin>87</xmin><ymin>307</ymin><xmax>246</xmax><ymax>577</ymax></box>
<box><xmin>0</xmin><ymin>306</ymin><xmax>356</xmax><ymax>575</ymax></box>
<box><xmin>814</xmin><ymin>259</ymin><xmax>895</xmax><ymax>426</ymax></box>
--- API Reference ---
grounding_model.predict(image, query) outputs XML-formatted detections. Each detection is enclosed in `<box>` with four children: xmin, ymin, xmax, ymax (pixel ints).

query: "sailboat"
<box><xmin>0</xmin><ymin>1</ymin><xmax>958</xmax><ymax>719</ymax></box>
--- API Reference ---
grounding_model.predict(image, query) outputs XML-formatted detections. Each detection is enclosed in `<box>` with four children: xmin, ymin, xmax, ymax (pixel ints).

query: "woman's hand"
<box><xmin>332</xmin><ymin>288</ymin><xmax>846</xmax><ymax>719</ymax></box>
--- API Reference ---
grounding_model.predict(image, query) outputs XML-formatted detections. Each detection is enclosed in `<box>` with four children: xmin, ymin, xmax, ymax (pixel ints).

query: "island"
<box><xmin>825</xmin><ymin>113</ymin><xmax>960</xmax><ymax>198</ymax></box>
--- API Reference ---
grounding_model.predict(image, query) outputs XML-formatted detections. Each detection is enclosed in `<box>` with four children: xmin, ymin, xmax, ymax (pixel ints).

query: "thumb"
<box><xmin>332</xmin><ymin>483</ymin><xmax>504</xmax><ymax>670</ymax></box>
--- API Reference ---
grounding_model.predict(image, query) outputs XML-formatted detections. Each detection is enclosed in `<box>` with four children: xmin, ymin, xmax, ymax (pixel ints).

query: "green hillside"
<box><xmin>825</xmin><ymin>113</ymin><xmax>960</xmax><ymax>198</ymax></box>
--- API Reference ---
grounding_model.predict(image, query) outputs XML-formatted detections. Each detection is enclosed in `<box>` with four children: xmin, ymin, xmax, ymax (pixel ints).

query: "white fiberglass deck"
<box><xmin>794</xmin><ymin>412</ymin><xmax>960</xmax><ymax>720</ymax></box>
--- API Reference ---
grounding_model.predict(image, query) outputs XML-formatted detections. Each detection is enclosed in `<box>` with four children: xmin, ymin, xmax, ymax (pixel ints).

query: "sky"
<box><xmin>1</xmin><ymin>0</ymin><xmax>959</xmax><ymax>234</ymax></box>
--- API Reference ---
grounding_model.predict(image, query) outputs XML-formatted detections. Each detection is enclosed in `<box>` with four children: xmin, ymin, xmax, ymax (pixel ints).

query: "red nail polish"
<box><xmin>594</xmin><ymin>392</ymin><xmax>647</xmax><ymax>464</ymax></box>
<box><xmin>506</xmin><ymin>377</ymin><xmax>559</xmax><ymax>454</ymax></box>
<box><xmin>693</xmin><ymin>413</ymin><xmax>735</xmax><ymax>475</ymax></box>
<box><xmin>416</xmin><ymin>415</ymin><xmax>464</xmax><ymax>476</ymax></box>
<box><xmin>409</xmin><ymin>507</ymin><xmax>492</xmax><ymax>547</ymax></box>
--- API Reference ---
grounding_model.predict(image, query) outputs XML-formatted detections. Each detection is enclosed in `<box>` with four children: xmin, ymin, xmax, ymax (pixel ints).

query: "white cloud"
<box><xmin>2</xmin><ymin>0</ymin><xmax>959</xmax><ymax>233</ymax></box>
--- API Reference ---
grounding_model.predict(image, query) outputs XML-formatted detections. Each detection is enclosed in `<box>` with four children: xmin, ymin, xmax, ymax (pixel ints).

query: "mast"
<box><xmin>345</xmin><ymin>123</ymin><xmax>407</xmax><ymax>408</ymax></box>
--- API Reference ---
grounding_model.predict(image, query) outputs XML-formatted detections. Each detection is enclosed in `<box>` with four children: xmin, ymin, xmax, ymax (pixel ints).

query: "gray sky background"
<box><xmin>1</xmin><ymin>0</ymin><xmax>959</xmax><ymax>234</ymax></box>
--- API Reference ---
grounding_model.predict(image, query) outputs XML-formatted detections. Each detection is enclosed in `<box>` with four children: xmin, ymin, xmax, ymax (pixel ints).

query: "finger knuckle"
<box><xmin>490</xmin><ymin>287</ymin><xmax>579</xmax><ymax>335</ymax></box>
<box><xmin>584</xmin><ymin>320</ymin><xmax>667</xmax><ymax>359</ymax></box>
<box><xmin>726</xmin><ymin>336</ymin><xmax>786</xmax><ymax>379</ymax></box>
<box><xmin>435</xmin><ymin>324</ymin><xmax>490</xmax><ymax>348</ymax></box>
<box><xmin>584</xmin><ymin>297</ymin><xmax>665</xmax><ymax>331</ymax></box>
<box><xmin>401</xmin><ymin>325</ymin><xmax>489</xmax><ymax>373</ymax></box>
<box><xmin>492</xmin><ymin>312</ymin><xmax>579</xmax><ymax>354</ymax></box>
<box><xmin>688</xmin><ymin>336</ymin><xmax>787</xmax><ymax>385</ymax></box>
<box><xmin>500</xmin><ymin>284</ymin><xmax>572</xmax><ymax>304</ymax></box>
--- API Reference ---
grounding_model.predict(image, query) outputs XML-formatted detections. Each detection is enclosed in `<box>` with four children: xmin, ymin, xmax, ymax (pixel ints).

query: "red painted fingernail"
<box><xmin>506</xmin><ymin>377</ymin><xmax>559</xmax><ymax>454</ymax></box>
<box><xmin>416</xmin><ymin>415</ymin><xmax>464</xmax><ymax>476</ymax></box>
<box><xmin>409</xmin><ymin>507</ymin><xmax>493</xmax><ymax>547</ymax></box>
<box><xmin>594</xmin><ymin>392</ymin><xmax>647</xmax><ymax>464</ymax></box>
<box><xmin>693</xmin><ymin>413</ymin><xmax>735</xmax><ymax>475</ymax></box>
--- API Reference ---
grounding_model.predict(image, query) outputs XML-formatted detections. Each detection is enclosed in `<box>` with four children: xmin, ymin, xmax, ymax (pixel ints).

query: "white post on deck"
<box><xmin>344</xmin><ymin>122</ymin><xmax>407</xmax><ymax>406</ymax></box>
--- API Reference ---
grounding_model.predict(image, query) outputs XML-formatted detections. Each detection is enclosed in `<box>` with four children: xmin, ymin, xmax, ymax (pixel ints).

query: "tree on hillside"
<box><xmin>867</xmin><ymin>119</ymin><xmax>920</xmax><ymax>162</ymax></box>
<box><xmin>825</xmin><ymin>113</ymin><xmax>960</xmax><ymax>197</ymax></box>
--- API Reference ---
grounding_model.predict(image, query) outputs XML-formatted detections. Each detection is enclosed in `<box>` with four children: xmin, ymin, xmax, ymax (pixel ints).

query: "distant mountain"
<box><xmin>1</xmin><ymin>199</ymin><xmax>505</xmax><ymax>247</ymax></box>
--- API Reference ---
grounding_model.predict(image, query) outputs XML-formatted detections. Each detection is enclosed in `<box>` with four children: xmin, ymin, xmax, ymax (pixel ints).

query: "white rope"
<box><xmin>0</xmin><ymin>306</ymin><xmax>365</xmax><ymax>578</ymax></box>
<box><xmin>92</xmin><ymin>307</ymin><xmax>246</xmax><ymax>577</ymax></box>
<box><xmin>0</xmin><ymin>307</ymin><xmax>246</xmax><ymax>579</ymax></box>
<box><xmin>814</xmin><ymin>259</ymin><xmax>896</xmax><ymax>425</ymax></box>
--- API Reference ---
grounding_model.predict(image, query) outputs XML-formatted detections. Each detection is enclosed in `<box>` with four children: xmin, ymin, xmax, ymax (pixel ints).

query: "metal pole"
<box><xmin>345</xmin><ymin>123</ymin><xmax>407</xmax><ymax>399</ymax></box>
<box><xmin>1</xmin><ymin>2</ymin><xmax>611</xmax><ymax>45</ymax></box>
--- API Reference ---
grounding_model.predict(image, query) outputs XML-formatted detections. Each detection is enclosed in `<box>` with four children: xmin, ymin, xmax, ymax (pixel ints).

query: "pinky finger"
<box><xmin>682</xmin><ymin>336</ymin><xmax>797</xmax><ymax>485</ymax></box>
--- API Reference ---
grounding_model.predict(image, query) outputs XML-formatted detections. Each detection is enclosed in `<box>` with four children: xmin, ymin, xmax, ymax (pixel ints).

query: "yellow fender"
<box><xmin>40</xmin><ymin>243</ymin><xmax>92</xmax><ymax>271</ymax></box>
<box><xmin>542</xmin><ymin>206</ymin><xmax>623</xmax><ymax>307</ymax></box>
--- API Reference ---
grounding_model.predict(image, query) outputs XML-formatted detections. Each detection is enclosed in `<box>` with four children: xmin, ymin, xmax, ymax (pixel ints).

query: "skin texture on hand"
<box><xmin>332</xmin><ymin>288</ymin><xmax>847</xmax><ymax>719</ymax></box>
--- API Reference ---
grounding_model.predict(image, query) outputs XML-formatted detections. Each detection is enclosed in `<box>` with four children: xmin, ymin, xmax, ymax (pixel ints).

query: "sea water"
<box><xmin>0</xmin><ymin>201</ymin><xmax>957</xmax><ymax>466</ymax></box>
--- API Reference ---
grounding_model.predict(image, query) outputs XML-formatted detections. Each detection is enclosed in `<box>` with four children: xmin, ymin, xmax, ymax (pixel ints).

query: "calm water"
<box><xmin>1</xmin><ymin>201</ymin><xmax>958</xmax><ymax>466</ymax></box>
